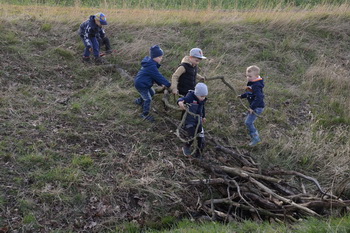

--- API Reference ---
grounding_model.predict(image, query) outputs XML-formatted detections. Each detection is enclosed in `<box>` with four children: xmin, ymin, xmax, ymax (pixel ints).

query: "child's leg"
<box><xmin>195</xmin><ymin>127</ymin><xmax>205</xmax><ymax>157</ymax></box>
<box><xmin>97</xmin><ymin>37</ymin><xmax>103</xmax><ymax>51</ymax></box>
<box><xmin>245</xmin><ymin>108</ymin><xmax>264</xmax><ymax>145</ymax></box>
<box><xmin>137</xmin><ymin>88</ymin><xmax>155</xmax><ymax>116</ymax></box>
<box><xmin>90</xmin><ymin>37</ymin><xmax>100</xmax><ymax>58</ymax></box>
<box><xmin>245</xmin><ymin>113</ymin><xmax>258</xmax><ymax>136</ymax></box>
<box><xmin>81</xmin><ymin>37</ymin><xmax>91</xmax><ymax>57</ymax></box>
<box><xmin>182</xmin><ymin>125</ymin><xmax>195</xmax><ymax>156</ymax></box>
<box><xmin>184</xmin><ymin>125</ymin><xmax>195</xmax><ymax>146</ymax></box>
<box><xmin>102</xmin><ymin>37</ymin><xmax>112</xmax><ymax>51</ymax></box>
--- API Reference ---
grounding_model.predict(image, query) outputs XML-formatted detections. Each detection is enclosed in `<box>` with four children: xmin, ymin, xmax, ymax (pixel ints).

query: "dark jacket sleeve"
<box><xmin>240</xmin><ymin>93</ymin><xmax>248</xmax><ymax>98</ymax></box>
<box><xmin>83</xmin><ymin>27</ymin><xmax>92</xmax><ymax>47</ymax></box>
<box><xmin>177</xmin><ymin>93</ymin><xmax>191</xmax><ymax>104</ymax></box>
<box><xmin>99</xmin><ymin>28</ymin><xmax>106</xmax><ymax>38</ymax></box>
<box><xmin>149</xmin><ymin>65</ymin><xmax>171</xmax><ymax>87</ymax></box>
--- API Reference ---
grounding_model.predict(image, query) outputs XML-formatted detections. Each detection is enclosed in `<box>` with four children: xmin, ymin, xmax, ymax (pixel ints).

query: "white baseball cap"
<box><xmin>190</xmin><ymin>48</ymin><xmax>207</xmax><ymax>59</ymax></box>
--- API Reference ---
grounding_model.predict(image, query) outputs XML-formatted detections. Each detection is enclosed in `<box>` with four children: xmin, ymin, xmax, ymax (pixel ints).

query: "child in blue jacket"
<box><xmin>79</xmin><ymin>13</ymin><xmax>110</xmax><ymax>64</ymax></box>
<box><xmin>134</xmin><ymin>45</ymin><xmax>171</xmax><ymax>122</ymax></box>
<box><xmin>178</xmin><ymin>83</ymin><xmax>208</xmax><ymax>157</ymax></box>
<box><xmin>238</xmin><ymin>65</ymin><xmax>265</xmax><ymax>146</ymax></box>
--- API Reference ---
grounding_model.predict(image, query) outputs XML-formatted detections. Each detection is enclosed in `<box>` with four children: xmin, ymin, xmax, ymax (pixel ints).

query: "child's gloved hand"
<box><xmin>89</xmin><ymin>47</ymin><xmax>93</xmax><ymax>52</ymax></box>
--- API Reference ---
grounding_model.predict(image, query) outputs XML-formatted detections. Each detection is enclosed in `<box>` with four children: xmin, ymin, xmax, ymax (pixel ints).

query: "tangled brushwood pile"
<box><xmin>190</xmin><ymin>143</ymin><xmax>350</xmax><ymax>223</ymax></box>
<box><xmin>160</xmin><ymin>77</ymin><xmax>350</xmax><ymax>224</ymax></box>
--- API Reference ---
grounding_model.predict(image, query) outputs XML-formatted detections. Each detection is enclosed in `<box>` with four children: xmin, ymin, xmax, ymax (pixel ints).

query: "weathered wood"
<box><xmin>188</xmin><ymin>178</ymin><xmax>226</xmax><ymax>185</ymax></box>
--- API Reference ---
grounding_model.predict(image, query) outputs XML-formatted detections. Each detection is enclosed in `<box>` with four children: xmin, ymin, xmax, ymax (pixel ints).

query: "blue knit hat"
<box><xmin>150</xmin><ymin>45</ymin><xmax>164</xmax><ymax>58</ymax></box>
<box><xmin>194</xmin><ymin>83</ymin><xmax>208</xmax><ymax>96</ymax></box>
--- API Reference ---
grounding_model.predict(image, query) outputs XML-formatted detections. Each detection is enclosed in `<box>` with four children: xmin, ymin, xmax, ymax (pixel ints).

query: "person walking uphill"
<box><xmin>134</xmin><ymin>45</ymin><xmax>171</xmax><ymax>122</ymax></box>
<box><xmin>238</xmin><ymin>65</ymin><xmax>265</xmax><ymax>146</ymax></box>
<box><xmin>170</xmin><ymin>48</ymin><xmax>206</xmax><ymax>96</ymax></box>
<box><xmin>79</xmin><ymin>12</ymin><xmax>111</xmax><ymax>64</ymax></box>
<box><xmin>178</xmin><ymin>83</ymin><xmax>208</xmax><ymax>158</ymax></box>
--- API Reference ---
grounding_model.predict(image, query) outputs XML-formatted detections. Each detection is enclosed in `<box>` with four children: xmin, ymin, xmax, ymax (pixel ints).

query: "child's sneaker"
<box><xmin>182</xmin><ymin>145</ymin><xmax>191</xmax><ymax>156</ymax></box>
<box><xmin>249</xmin><ymin>138</ymin><xmax>261</xmax><ymax>146</ymax></box>
<box><xmin>141</xmin><ymin>114</ymin><xmax>155</xmax><ymax>122</ymax></box>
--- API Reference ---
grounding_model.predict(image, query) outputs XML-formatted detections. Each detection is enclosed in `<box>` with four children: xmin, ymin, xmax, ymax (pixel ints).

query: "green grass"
<box><xmin>146</xmin><ymin>215</ymin><xmax>350</xmax><ymax>232</ymax></box>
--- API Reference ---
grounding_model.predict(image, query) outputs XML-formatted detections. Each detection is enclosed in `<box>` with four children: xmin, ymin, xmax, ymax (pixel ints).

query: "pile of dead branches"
<box><xmin>161</xmin><ymin>77</ymin><xmax>350</xmax><ymax>223</ymax></box>
<box><xmin>188</xmin><ymin>140</ymin><xmax>350</xmax><ymax>223</ymax></box>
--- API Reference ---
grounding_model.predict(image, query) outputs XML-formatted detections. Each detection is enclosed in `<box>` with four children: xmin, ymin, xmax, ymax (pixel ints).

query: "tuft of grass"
<box><xmin>18</xmin><ymin>153</ymin><xmax>52</xmax><ymax>169</ymax></box>
<box><xmin>22</xmin><ymin>213</ymin><xmax>37</xmax><ymax>225</ymax></box>
<box><xmin>33</xmin><ymin>166</ymin><xmax>81</xmax><ymax>188</ymax></box>
<box><xmin>53</xmin><ymin>47</ymin><xmax>74</xmax><ymax>60</ymax></box>
<box><xmin>115</xmin><ymin>221</ymin><xmax>140</xmax><ymax>233</ymax></box>
<box><xmin>41</xmin><ymin>23</ymin><xmax>52</xmax><ymax>31</ymax></box>
<box><xmin>144</xmin><ymin>215</ymin><xmax>177</xmax><ymax>231</ymax></box>
<box><xmin>72</xmin><ymin>154</ymin><xmax>94</xmax><ymax>168</ymax></box>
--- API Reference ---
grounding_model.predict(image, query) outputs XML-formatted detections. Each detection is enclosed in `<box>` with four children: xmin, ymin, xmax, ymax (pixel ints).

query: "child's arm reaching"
<box><xmin>178</xmin><ymin>100</ymin><xmax>186</xmax><ymax>110</ymax></box>
<box><xmin>196</xmin><ymin>74</ymin><xmax>206</xmax><ymax>81</ymax></box>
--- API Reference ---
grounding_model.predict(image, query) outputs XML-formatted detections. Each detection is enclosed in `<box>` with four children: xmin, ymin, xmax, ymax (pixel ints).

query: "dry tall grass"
<box><xmin>1</xmin><ymin>3</ymin><xmax>350</xmax><ymax>25</ymax></box>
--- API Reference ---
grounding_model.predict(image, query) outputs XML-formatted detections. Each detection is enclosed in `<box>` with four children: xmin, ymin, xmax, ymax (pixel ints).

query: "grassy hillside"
<box><xmin>0</xmin><ymin>3</ymin><xmax>350</xmax><ymax>232</ymax></box>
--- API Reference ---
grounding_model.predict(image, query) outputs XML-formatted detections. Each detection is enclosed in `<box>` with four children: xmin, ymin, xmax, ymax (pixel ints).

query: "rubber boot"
<box><xmin>182</xmin><ymin>144</ymin><xmax>192</xmax><ymax>156</ymax></box>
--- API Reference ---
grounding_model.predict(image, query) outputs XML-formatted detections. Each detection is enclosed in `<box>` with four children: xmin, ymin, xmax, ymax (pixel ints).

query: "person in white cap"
<box><xmin>177</xmin><ymin>83</ymin><xmax>208</xmax><ymax>158</ymax></box>
<box><xmin>170</xmin><ymin>48</ymin><xmax>207</xmax><ymax>96</ymax></box>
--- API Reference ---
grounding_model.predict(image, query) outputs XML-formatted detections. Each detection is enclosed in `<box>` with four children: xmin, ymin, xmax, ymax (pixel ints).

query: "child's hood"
<box><xmin>248</xmin><ymin>77</ymin><xmax>264</xmax><ymax>88</ymax></box>
<box><xmin>181</xmin><ymin>56</ymin><xmax>193</xmax><ymax>66</ymax></box>
<box><xmin>140</xmin><ymin>56</ymin><xmax>159</xmax><ymax>68</ymax></box>
<box><xmin>88</xmin><ymin>15</ymin><xmax>99</xmax><ymax>28</ymax></box>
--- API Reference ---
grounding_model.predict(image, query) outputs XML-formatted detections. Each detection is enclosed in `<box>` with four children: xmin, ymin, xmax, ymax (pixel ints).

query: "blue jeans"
<box><xmin>245</xmin><ymin>108</ymin><xmax>264</xmax><ymax>136</ymax></box>
<box><xmin>135</xmin><ymin>87</ymin><xmax>155</xmax><ymax>116</ymax></box>
<box><xmin>81</xmin><ymin>36</ymin><xmax>100</xmax><ymax>58</ymax></box>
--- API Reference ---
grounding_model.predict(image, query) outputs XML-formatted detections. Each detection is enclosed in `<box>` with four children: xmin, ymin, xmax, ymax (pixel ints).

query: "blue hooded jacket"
<box><xmin>134</xmin><ymin>56</ymin><xmax>171</xmax><ymax>89</ymax></box>
<box><xmin>240</xmin><ymin>78</ymin><xmax>265</xmax><ymax>110</ymax></box>
<box><xmin>79</xmin><ymin>15</ymin><xmax>106</xmax><ymax>48</ymax></box>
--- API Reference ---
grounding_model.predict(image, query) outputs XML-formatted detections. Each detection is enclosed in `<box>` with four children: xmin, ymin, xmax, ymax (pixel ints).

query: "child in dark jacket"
<box><xmin>79</xmin><ymin>13</ymin><xmax>110</xmax><ymax>64</ymax></box>
<box><xmin>170</xmin><ymin>48</ymin><xmax>206</xmax><ymax>96</ymax></box>
<box><xmin>178</xmin><ymin>83</ymin><xmax>208</xmax><ymax>157</ymax></box>
<box><xmin>238</xmin><ymin>65</ymin><xmax>265</xmax><ymax>146</ymax></box>
<box><xmin>134</xmin><ymin>45</ymin><xmax>171</xmax><ymax>122</ymax></box>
